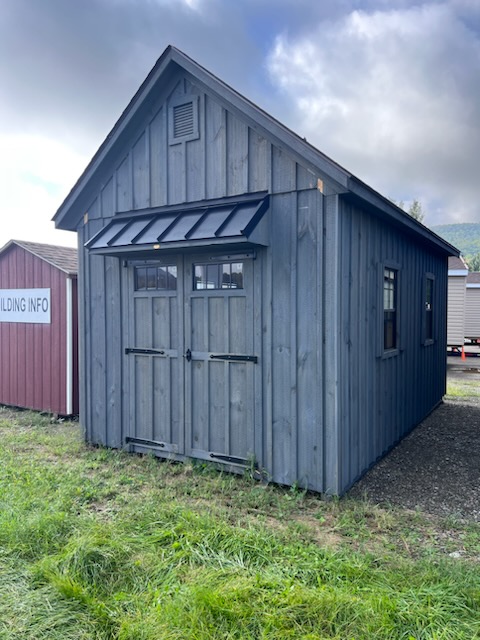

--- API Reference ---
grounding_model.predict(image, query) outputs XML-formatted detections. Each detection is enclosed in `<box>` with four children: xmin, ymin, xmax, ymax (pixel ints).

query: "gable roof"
<box><xmin>448</xmin><ymin>255</ymin><xmax>469</xmax><ymax>273</ymax></box>
<box><xmin>53</xmin><ymin>45</ymin><xmax>458</xmax><ymax>258</ymax></box>
<box><xmin>0</xmin><ymin>240</ymin><xmax>78</xmax><ymax>275</ymax></box>
<box><xmin>467</xmin><ymin>272</ymin><xmax>480</xmax><ymax>285</ymax></box>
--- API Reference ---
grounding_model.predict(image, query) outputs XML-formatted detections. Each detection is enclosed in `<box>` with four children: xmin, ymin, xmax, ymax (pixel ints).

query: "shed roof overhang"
<box><xmin>85</xmin><ymin>193</ymin><xmax>269</xmax><ymax>256</ymax></box>
<box><xmin>342</xmin><ymin>181</ymin><xmax>460</xmax><ymax>258</ymax></box>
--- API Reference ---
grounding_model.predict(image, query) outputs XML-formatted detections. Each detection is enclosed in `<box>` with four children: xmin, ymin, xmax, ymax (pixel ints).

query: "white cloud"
<box><xmin>267</xmin><ymin>2</ymin><xmax>480</xmax><ymax>224</ymax></box>
<box><xmin>0</xmin><ymin>135</ymin><xmax>87</xmax><ymax>248</ymax></box>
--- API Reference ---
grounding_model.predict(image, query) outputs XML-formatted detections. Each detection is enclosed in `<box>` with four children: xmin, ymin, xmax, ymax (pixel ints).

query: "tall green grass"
<box><xmin>0</xmin><ymin>407</ymin><xmax>479</xmax><ymax>639</ymax></box>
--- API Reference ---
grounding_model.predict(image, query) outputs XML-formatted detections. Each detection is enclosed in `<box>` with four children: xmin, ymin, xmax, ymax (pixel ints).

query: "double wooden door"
<box><xmin>125</xmin><ymin>252</ymin><xmax>259</xmax><ymax>466</ymax></box>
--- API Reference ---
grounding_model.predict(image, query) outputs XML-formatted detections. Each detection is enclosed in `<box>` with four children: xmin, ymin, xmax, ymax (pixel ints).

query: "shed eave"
<box><xmin>344</xmin><ymin>179</ymin><xmax>460</xmax><ymax>257</ymax></box>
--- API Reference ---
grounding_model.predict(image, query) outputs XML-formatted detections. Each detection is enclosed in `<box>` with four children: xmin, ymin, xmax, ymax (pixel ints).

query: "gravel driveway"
<box><xmin>348</xmin><ymin>360</ymin><xmax>480</xmax><ymax>521</ymax></box>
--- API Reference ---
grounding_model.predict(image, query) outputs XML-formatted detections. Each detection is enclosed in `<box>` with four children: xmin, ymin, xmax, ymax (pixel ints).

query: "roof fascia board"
<box><xmin>346</xmin><ymin>177</ymin><xmax>460</xmax><ymax>257</ymax></box>
<box><xmin>448</xmin><ymin>269</ymin><xmax>469</xmax><ymax>276</ymax></box>
<box><xmin>0</xmin><ymin>239</ymin><xmax>17</xmax><ymax>257</ymax></box>
<box><xmin>466</xmin><ymin>283</ymin><xmax>480</xmax><ymax>288</ymax></box>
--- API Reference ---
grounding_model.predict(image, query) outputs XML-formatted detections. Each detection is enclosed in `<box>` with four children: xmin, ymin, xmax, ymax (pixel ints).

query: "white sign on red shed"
<box><xmin>0</xmin><ymin>240</ymin><xmax>78</xmax><ymax>415</ymax></box>
<box><xmin>0</xmin><ymin>288</ymin><xmax>51</xmax><ymax>323</ymax></box>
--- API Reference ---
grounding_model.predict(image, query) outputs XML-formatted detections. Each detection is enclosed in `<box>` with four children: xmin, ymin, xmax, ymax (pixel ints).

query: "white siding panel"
<box><xmin>447</xmin><ymin>276</ymin><xmax>467</xmax><ymax>345</ymax></box>
<box><xmin>465</xmin><ymin>288</ymin><xmax>480</xmax><ymax>338</ymax></box>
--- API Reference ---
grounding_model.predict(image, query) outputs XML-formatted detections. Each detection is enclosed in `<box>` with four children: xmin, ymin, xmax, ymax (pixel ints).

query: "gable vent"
<box><xmin>169</xmin><ymin>96</ymin><xmax>199</xmax><ymax>145</ymax></box>
<box><xmin>173</xmin><ymin>102</ymin><xmax>194</xmax><ymax>138</ymax></box>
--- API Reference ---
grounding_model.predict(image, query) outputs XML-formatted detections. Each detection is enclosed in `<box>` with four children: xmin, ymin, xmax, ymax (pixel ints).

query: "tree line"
<box><xmin>392</xmin><ymin>200</ymin><xmax>480</xmax><ymax>271</ymax></box>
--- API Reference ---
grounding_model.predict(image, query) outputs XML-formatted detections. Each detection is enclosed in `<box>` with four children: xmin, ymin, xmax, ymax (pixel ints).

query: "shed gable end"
<box><xmin>85</xmin><ymin>73</ymin><xmax>319</xmax><ymax>228</ymax></box>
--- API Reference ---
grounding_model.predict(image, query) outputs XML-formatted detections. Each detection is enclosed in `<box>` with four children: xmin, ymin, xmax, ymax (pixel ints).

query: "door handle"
<box><xmin>185</xmin><ymin>348</ymin><xmax>192</xmax><ymax>362</ymax></box>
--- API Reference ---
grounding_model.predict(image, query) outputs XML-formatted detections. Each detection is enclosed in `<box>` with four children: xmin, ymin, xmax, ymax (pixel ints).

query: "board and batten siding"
<box><xmin>77</xmin><ymin>78</ymin><xmax>326</xmax><ymax>488</ymax></box>
<box><xmin>447</xmin><ymin>275</ymin><xmax>467</xmax><ymax>345</ymax></box>
<box><xmin>84</xmin><ymin>75</ymin><xmax>321</xmax><ymax>220</ymax></box>
<box><xmin>334</xmin><ymin>200</ymin><xmax>448</xmax><ymax>493</ymax></box>
<box><xmin>77</xmin><ymin>222</ymin><xmax>124</xmax><ymax>448</ymax></box>
<box><xmin>465</xmin><ymin>288</ymin><xmax>480</xmax><ymax>338</ymax></box>
<box><xmin>265</xmin><ymin>189</ymin><xmax>324</xmax><ymax>490</ymax></box>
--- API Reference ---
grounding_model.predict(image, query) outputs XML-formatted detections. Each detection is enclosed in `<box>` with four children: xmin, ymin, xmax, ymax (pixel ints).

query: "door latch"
<box><xmin>185</xmin><ymin>348</ymin><xmax>192</xmax><ymax>362</ymax></box>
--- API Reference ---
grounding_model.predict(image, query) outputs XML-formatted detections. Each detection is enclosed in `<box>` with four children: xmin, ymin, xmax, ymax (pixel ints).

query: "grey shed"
<box><xmin>54</xmin><ymin>45</ymin><xmax>458</xmax><ymax>495</ymax></box>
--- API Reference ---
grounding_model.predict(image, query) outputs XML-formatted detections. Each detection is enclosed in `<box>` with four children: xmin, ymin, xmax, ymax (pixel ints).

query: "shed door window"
<box><xmin>425</xmin><ymin>276</ymin><xmax>434</xmax><ymax>342</ymax></box>
<box><xmin>384</xmin><ymin>268</ymin><xmax>397</xmax><ymax>350</ymax></box>
<box><xmin>193</xmin><ymin>262</ymin><xmax>243</xmax><ymax>290</ymax></box>
<box><xmin>134</xmin><ymin>265</ymin><xmax>177</xmax><ymax>291</ymax></box>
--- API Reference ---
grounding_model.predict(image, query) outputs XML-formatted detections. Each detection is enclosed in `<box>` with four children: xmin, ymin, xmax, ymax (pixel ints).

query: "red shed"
<box><xmin>0</xmin><ymin>240</ymin><xmax>78</xmax><ymax>416</ymax></box>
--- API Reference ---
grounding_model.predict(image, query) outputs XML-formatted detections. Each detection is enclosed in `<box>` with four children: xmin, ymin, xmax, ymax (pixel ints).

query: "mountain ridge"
<box><xmin>430</xmin><ymin>222</ymin><xmax>480</xmax><ymax>259</ymax></box>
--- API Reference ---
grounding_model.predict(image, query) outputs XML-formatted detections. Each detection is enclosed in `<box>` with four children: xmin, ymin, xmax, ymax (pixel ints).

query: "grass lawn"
<box><xmin>446</xmin><ymin>377</ymin><xmax>480</xmax><ymax>398</ymax></box>
<box><xmin>0</xmin><ymin>406</ymin><xmax>479</xmax><ymax>639</ymax></box>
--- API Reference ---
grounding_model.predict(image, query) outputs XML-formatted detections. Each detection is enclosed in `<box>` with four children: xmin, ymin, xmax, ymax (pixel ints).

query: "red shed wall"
<box><xmin>0</xmin><ymin>245</ymin><xmax>75</xmax><ymax>415</ymax></box>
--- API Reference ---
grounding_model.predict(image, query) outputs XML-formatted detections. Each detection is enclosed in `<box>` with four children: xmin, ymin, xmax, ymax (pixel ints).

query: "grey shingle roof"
<box><xmin>467</xmin><ymin>272</ymin><xmax>480</xmax><ymax>284</ymax></box>
<box><xmin>2</xmin><ymin>240</ymin><xmax>78</xmax><ymax>274</ymax></box>
<box><xmin>448</xmin><ymin>256</ymin><xmax>468</xmax><ymax>271</ymax></box>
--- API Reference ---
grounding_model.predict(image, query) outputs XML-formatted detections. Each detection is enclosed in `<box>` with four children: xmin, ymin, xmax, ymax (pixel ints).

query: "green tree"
<box><xmin>389</xmin><ymin>198</ymin><xmax>425</xmax><ymax>223</ymax></box>
<box><xmin>466</xmin><ymin>252</ymin><xmax>480</xmax><ymax>272</ymax></box>
<box><xmin>408</xmin><ymin>199</ymin><xmax>425</xmax><ymax>223</ymax></box>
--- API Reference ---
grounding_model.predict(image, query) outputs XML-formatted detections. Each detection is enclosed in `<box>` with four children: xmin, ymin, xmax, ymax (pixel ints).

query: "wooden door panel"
<box><xmin>185</xmin><ymin>255</ymin><xmax>256</xmax><ymax>464</ymax></box>
<box><xmin>126</xmin><ymin>253</ymin><xmax>259</xmax><ymax>465</ymax></box>
<box><xmin>127</xmin><ymin>261</ymin><xmax>182</xmax><ymax>453</ymax></box>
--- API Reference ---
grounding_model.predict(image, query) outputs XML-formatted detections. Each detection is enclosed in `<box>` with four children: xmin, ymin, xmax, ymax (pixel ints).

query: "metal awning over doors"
<box><xmin>86</xmin><ymin>193</ymin><xmax>269</xmax><ymax>256</ymax></box>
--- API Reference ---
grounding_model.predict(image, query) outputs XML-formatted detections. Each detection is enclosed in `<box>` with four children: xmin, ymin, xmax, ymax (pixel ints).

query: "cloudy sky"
<box><xmin>1</xmin><ymin>0</ymin><xmax>479</xmax><ymax>249</ymax></box>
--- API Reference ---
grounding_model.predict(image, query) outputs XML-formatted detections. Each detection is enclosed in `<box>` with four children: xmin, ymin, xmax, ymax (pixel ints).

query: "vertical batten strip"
<box><xmin>290</xmin><ymin>191</ymin><xmax>298</xmax><ymax>484</ymax></box>
<box><xmin>323</xmin><ymin>194</ymin><xmax>340</xmax><ymax>494</ymax></box>
<box><xmin>145</xmin><ymin>124</ymin><xmax>151</xmax><ymax>208</ymax></box>
<box><xmin>316</xmin><ymin>191</ymin><xmax>324</xmax><ymax>490</ymax></box>
<box><xmin>224</xmin><ymin>295</ymin><xmax>230</xmax><ymax>455</ymax></box>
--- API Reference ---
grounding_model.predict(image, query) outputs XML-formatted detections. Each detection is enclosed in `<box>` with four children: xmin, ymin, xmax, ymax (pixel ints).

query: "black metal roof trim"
<box><xmin>85</xmin><ymin>194</ymin><xmax>269</xmax><ymax>253</ymax></box>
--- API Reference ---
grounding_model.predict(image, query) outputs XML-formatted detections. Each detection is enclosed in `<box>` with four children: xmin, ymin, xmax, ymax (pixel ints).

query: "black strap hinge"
<box><xmin>125</xmin><ymin>348</ymin><xmax>165</xmax><ymax>356</ymax></box>
<box><xmin>209</xmin><ymin>354</ymin><xmax>257</xmax><ymax>363</ymax></box>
